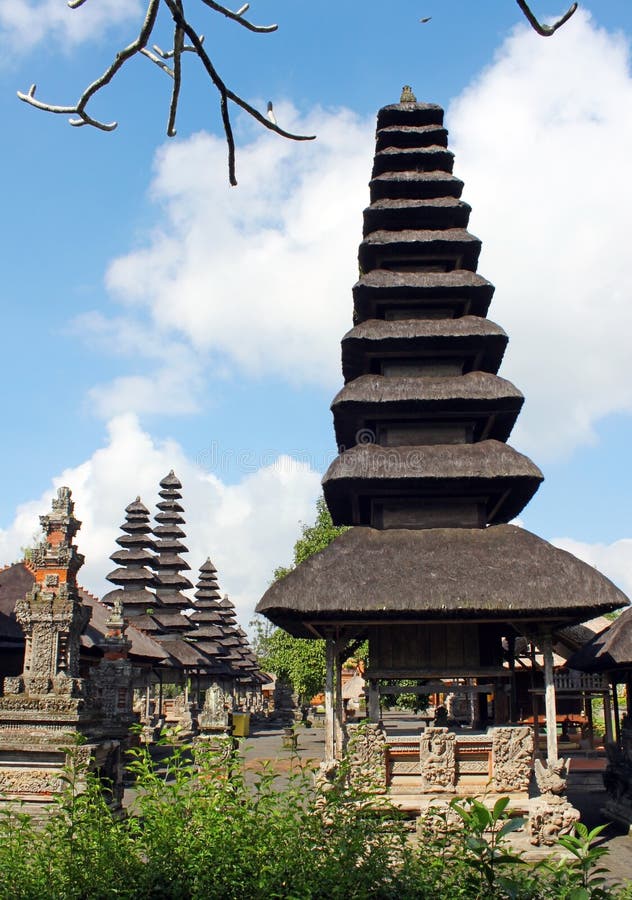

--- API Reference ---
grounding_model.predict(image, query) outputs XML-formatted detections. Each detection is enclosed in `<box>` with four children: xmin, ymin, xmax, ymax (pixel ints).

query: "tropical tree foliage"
<box><xmin>252</xmin><ymin>496</ymin><xmax>347</xmax><ymax>700</ymax></box>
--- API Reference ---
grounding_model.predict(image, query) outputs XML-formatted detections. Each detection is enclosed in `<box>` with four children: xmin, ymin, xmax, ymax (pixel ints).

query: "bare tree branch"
<box><xmin>515</xmin><ymin>0</ymin><xmax>578</xmax><ymax>36</ymax></box>
<box><xmin>18</xmin><ymin>0</ymin><xmax>161</xmax><ymax>130</ymax></box>
<box><xmin>199</xmin><ymin>0</ymin><xmax>278</xmax><ymax>33</ymax></box>
<box><xmin>167</xmin><ymin>1</ymin><xmax>185</xmax><ymax>136</ymax></box>
<box><xmin>163</xmin><ymin>0</ymin><xmax>314</xmax><ymax>184</ymax></box>
<box><xmin>18</xmin><ymin>1</ymin><xmax>574</xmax><ymax>183</ymax></box>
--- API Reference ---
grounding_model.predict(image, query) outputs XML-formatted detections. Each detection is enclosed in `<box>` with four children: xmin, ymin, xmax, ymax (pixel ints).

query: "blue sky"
<box><xmin>1</xmin><ymin>0</ymin><xmax>632</xmax><ymax>623</ymax></box>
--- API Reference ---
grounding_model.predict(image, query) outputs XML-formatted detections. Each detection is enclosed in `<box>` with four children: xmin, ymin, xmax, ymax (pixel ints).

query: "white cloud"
<box><xmin>0</xmin><ymin>414</ymin><xmax>322</xmax><ymax>626</ymax></box>
<box><xmin>105</xmin><ymin>104</ymin><xmax>373</xmax><ymax>392</ymax></box>
<box><xmin>552</xmin><ymin>536</ymin><xmax>632</xmax><ymax>602</ymax></box>
<box><xmin>0</xmin><ymin>0</ymin><xmax>140</xmax><ymax>53</ymax></box>
<box><xmin>448</xmin><ymin>11</ymin><xmax>632</xmax><ymax>459</ymax></box>
<box><xmin>97</xmin><ymin>15</ymin><xmax>632</xmax><ymax>459</ymax></box>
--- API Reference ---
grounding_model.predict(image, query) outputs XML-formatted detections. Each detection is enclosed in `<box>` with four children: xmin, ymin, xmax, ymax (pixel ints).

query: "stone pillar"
<box><xmin>367</xmin><ymin>680</ymin><xmax>380</xmax><ymax>723</ymax></box>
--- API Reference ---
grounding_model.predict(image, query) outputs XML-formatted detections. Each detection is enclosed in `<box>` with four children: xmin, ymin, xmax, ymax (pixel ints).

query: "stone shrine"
<box><xmin>0</xmin><ymin>487</ymin><xmax>130</xmax><ymax>810</ymax></box>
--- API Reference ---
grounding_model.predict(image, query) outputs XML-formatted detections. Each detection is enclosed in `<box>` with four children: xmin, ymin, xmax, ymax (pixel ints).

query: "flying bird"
<box><xmin>266</xmin><ymin>101</ymin><xmax>277</xmax><ymax>125</ymax></box>
<box><xmin>419</xmin><ymin>16</ymin><xmax>432</xmax><ymax>23</ymax></box>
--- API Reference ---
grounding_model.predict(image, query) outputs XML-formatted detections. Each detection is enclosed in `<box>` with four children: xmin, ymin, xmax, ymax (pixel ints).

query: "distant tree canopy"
<box><xmin>252</xmin><ymin>497</ymin><xmax>348</xmax><ymax>702</ymax></box>
<box><xmin>18</xmin><ymin>1</ymin><xmax>577</xmax><ymax>184</ymax></box>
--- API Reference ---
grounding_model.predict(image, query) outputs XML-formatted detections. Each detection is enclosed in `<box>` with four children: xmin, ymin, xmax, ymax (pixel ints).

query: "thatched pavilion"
<box><xmin>257</xmin><ymin>91</ymin><xmax>628</xmax><ymax>828</ymax></box>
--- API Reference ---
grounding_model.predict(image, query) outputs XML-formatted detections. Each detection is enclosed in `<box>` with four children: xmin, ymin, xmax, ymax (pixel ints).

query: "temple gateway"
<box><xmin>256</xmin><ymin>91</ymin><xmax>629</xmax><ymax>841</ymax></box>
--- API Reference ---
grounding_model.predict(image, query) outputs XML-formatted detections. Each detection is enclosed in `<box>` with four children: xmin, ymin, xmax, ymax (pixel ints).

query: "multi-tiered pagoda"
<box><xmin>257</xmin><ymin>92</ymin><xmax>628</xmax><ymax>826</ymax></box>
<box><xmin>151</xmin><ymin>471</ymin><xmax>195</xmax><ymax>641</ymax></box>
<box><xmin>102</xmin><ymin>497</ymin><xmax>157</xmax><ymax>622</ymax></box>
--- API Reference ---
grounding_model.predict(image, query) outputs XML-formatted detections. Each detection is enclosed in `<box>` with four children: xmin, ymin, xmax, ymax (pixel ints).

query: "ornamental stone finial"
<box><xmin>400</xmin><ymin>85</ymin><xmax>417</xmax><ymax>103</ymax></box>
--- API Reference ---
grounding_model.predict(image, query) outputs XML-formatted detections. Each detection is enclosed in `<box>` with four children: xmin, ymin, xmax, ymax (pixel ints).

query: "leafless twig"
<box><xmin>515</xmin><ymin>0</ymin><xmax>578</xmax><ymax>36</ymax></box>
<box><xmin>163</xmin><ymin>0</ymin><xmax>314</xmax><ymax>184</ymax></box>
<box><xmin>199</xmin><ymin>0</ymin><xmax>277</xmax><ymax>33</ymax></box>
<box><xmin>17</xmin><ymin>0</ymin><xmax>313</xmax><ymax>183</ymax></box>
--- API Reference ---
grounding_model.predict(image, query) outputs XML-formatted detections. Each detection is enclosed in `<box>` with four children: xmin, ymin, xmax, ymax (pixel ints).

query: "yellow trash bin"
<box><xmin>232</xmin><ymin>712</ymin><xmax>250</xmax><ymax>737</ymax></box>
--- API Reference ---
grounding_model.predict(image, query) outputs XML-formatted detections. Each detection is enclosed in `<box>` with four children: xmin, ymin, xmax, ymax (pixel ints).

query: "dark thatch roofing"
<box><xmin>372</xmin><ymin>146</ymin><xmax>454</xmax><ymax>177</ymax></box>
<box><xmin>566</xmin><ymin>608</ymin><xmax>632</xmax><ymax>674</ymax></box>
<box><xmin>323</xmin><ymin>440</ymin><xmax>542</xmax><ymax>525</ymax></box>
<box><xmin>375</xmin><ymin>124</ymin><xmax>448</xmax><ymax>152</ymax></box>
<box><xmin>376</xmin><ymin>102</ymin><xmax>444</xmax><ymax>129</ymax></box>
<box><xmin>332</xmin><ymin>373</ymin><xmax>523</xmax><ymax>447</ymax></box>
<box><xmin>358</xmin><ymin>228</ymin><xmax>481</xmax><ymax>272</ymax></box>
<box><xmin>369</xmin><ymin>171</ymin><xmax>464</xmax><ymax>202</ymax></box>
<box><xmin>341</xmin><ymin>316</ymin><xmax>507</xmax><ymax>381</ymax></box>
<box><xmin>352</xmin><ymin>269</ymin><xmax>494</xmax><ymax>321</ymax></box>
<box><xmin>363</xmin><ymin>198</ymin><xmax>471</xmax><ymax>234</ymax></box>
<box><xmin>256</xmin><ymin>525</ymin><xmax>629</xmax><ymax>637</ymax></box>
<box><xmin>79</xmin><ymin>590</ymin><xmax>168</xmax><ymax>663</ymax></box>
<box><xmin>0</xmin><ymin>564</ymin><xmax>33</xmax><ymax>642</ymax></box>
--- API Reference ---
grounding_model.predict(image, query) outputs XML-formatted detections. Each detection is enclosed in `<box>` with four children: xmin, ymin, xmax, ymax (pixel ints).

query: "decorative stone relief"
<box><xmin>0</xmin><ymin>769</ymin><xmax>64</xmax><ymax>795</ymax></box>
<box><xmin>199</xmin><ymin>684</ymin><xmax>229</xmax><ymax>731</ymax></box>
<box><xmin>346</xmin><ymin>722</ymin><xmax>388</xmax><ymax>794</ymax></box>
<box><xmin>492</xmin><ymin>727</ymin><xmax>532</xmax><ymax>792</ymax></box>
<box><xmin>420</xmin><ymin>727</ymin><xmax>456</xmax><ymax>793</ymax></box>
<box><xmin>528</xmin><ymin>758</ymin><xmax>579</xmax><ymax>846</ymax></box>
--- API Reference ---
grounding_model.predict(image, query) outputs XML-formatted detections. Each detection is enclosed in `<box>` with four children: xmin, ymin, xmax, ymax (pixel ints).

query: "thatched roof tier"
<box><xmin>332</xmin><ymin>372</ymin><xmax>523</xmax><ymax>447</ymax></box>
<box><xmin>103</xmin><ymin>497</ymin><xmax>157</xmax><ymax>611</ymax></box>
<box><xmin>375</xmin><ymin>124</ymin><xmax>448</xmax><ymax>152</ymax></box>
<box><xmin>152</xmin><ymin>611</ymin><xmax>192</xmax><ymax>631</ymax></box>
<box><xmin>567</xmin><ymin>608</ymin><xmax>632</xmax><ymax>674</ymax></box>
<box><xmin>376</xmin><ymin>102</ymin><xmax>444</xmax><ymax>129</ymax></box>
<box><xmin>372</xmin><ymin>146</ymin><xmax>454</xmax><ymax>177</ymax></box>
<box><xmin>359</xmin><ymin>228</ymin><xmax>481</xmax><ymax>273</ymax></box>
<box><xmin>95</xmin><ymin>587</ymin><xmax>156</xmax><ymax>609</ymax></box>
<box><xmin>163</xmin><ymin>639</ymin><xmax>216</xmax><ymax>669</ymax></box>
<box><xmin>323</xmin><ymin>440</ymin><xmax>542</xmax><ymax>526</ymax></box>
<box><xmin>363</xmin><ymin>198</ymin><xmax>471</xmax><ymax>235</ymax></box>
<box><xmin>341</xmin><ymin>317</ymin><xmax>507</xmax><ymax>382</ymax></box>
<box><xmin>370</xmin><ymin>170</ymin><xmax>464</xmax><ymax>202</ymax></box>
<box><xmin>353</xmin><ymin>270</ymin><xmax>494</xmax><ymax>321</ymax></box>
<box><xmin>159</xmin><ymin>470</ymin><xmax>183</xmax><ymax>492</ymax></box>
<box><xmin>256</xmin><ymin>525</ymin><xmax>628</xmax><ymax>637</ymax></box>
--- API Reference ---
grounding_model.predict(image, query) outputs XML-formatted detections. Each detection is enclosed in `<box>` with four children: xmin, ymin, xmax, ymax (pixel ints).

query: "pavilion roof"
<box><xmin>256</xmin><ymin>525</ymin><xmax>628</xmax><ymax>638</ymax></box>
<box><xmin>567</xmin><ymin>608</ymin><xmax>632</xmax><ymax>673</ymax></box>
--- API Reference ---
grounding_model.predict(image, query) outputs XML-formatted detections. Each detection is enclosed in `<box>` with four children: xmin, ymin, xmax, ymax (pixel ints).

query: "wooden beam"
<box><xmin>365</xmin><ymin>667</ymin><xmax>509</xmax><ymax>679</ymax></box>
<box><xmin>378</xmin><ymin>682</ymin><xmax>494</xmax><ymax>695</ymax></box>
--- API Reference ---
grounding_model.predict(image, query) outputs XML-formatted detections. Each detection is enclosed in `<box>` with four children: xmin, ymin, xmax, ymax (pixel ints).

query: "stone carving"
<box><xmin>346</xmin><ymin>722</ymin><xmax>388</xmax><ymax>794</ymax></box>
<box><xmin>0</xmin><ymin>768</ymin><xmax>64</xmax><ymax>795</ymax></box>
<box><xmin>420</xmin><ymin>727</ymin><xmax>456</xmax><ymax>793</ymax></box>
<box><xmin>0</xmin><ymin>487</ymin><xmax>128</xmax><ymax>814</ymax></box>
<box><xmin>528</xmin><ymin>758</ymin><xmax>580</xmax><ymax>846</ymax></box>
<box><xmin>492</xmin><ymin>727</ymin><xmax>532</xmax><ymax>792</ymax></box>
<box><xmin>199</xmin><ymin>684</ymin><xmax>229</xmax><ymax>731</ymax></box>
<box><xmin>416</xmin><ymin>800</ymin><xmax>463</xmax><ymax>840</ymax></box>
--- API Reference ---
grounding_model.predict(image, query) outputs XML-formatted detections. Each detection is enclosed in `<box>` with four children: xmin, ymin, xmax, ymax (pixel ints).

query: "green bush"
<box><xmin>0</xmin><ymin>732</ymin><xmax>629</xmax><ymax>899</ymax></box>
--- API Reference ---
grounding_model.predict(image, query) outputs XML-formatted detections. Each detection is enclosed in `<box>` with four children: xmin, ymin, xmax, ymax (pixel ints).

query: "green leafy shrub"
<box><xmin>0</xmin><ymin>732</ymin><xmax>630</xmax><ymax>899</ymax></box>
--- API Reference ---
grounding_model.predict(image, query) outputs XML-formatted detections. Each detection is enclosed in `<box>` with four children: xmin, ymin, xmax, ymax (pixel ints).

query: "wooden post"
<box><xmin>368</xmin><ymin>679</ymin><xmax>380</xmax><ymax>723</ymax></box>
<box><xmin>603</xmin><ymin>691</ymin><xmax>614</xmax><ymax>745</ymax></box>
<box><xmin>541</xmin><ymin>632</ymin><xmax>559</xmax><ymax>765</ymax></box>
<box><xmin>334</xmin><ymin>648</ymin><xmax>344</xmax><ymax>759</ymax></box>
<box><xmin>324</xmin><ymin>636</ymin><xmax>335</xmax><ymax>761</ymax></box>
<box><xmin>612</xmin><ymin>680</ymin><xmax>621</xmax><ymax>746</ymax></box>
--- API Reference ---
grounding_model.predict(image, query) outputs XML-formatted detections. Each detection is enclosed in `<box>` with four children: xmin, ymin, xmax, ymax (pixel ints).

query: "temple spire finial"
<box><xmin>400</xmin><ymin>85</ymin><xmax>417</xmax><ymax>103</ymax></box>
